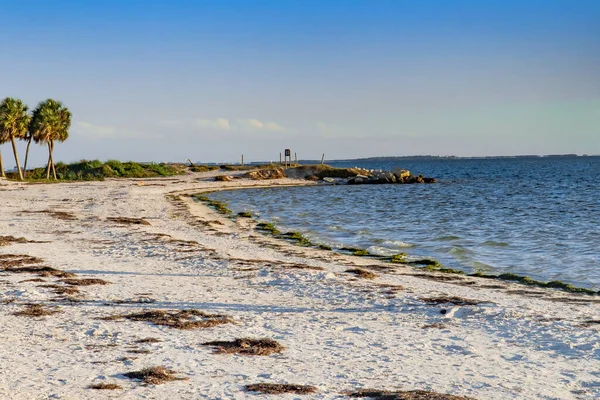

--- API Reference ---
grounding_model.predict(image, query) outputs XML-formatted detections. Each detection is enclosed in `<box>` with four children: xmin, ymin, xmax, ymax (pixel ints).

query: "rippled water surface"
<box><xmin>209</xmin><ymin>157</ymin><xmax>600</xmax><ymax>289</ymax></box>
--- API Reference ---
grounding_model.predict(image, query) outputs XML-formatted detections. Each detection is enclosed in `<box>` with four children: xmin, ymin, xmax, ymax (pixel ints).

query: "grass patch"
<box><xmin>202</xmin><ymin>338</ymin><xmax>285</xmax><ymax>356</ymax></box>
<box><xmin>107</xmin><ymin>217</ymin><xmax>151</xmax><ymax>226</ymax></box>
<box><xmin>190</xmin><ymin>165</ymin><xmax>220</xmax><ymax>172</ymax></box>
<box><xmin>347</xmin><ymin>389</ymin><xmax>476</xmax><ymax>399</ymax></box>
<box><xmin>61</xmin><ymin>278</ymin><xmax>111</xmax><ymax>286</ymax></box>
<box><xmin>88</xmin><ymin>382</ymin><xmax>123</xmax><ymax>390</ymax></box>
<box><xmin>245</xmin><ymin>383</ymin><xmax>318</xmax><ymax>395</ymax></box>
<box><xmin>123</xmin><ymin>366</ymin><xmax>187</xmax><ymax>385</ymax></box>
<box><xmin>346</xmin><ymin>268</ymin><xmax>378</xmax><ymax>280</ymax></box>
<box><xmin>13</xmin><ymin>304</ymin><xmax>62</xmax><ymax>317</ymax></box>
<box><xmin>102</xmin><ymin>309</ymin><xmax>233</xmax><ymax>330</ymax></box>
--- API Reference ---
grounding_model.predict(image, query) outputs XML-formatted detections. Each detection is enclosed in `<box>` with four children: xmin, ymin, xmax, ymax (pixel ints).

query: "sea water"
<box><xmin>208</xmin><ymin>156</ymin><xmax>600</xmax><ymax>289</ymax></box>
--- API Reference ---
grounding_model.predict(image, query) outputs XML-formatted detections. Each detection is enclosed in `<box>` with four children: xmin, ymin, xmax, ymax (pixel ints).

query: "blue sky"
<box><xmin>1</xmin><ymin>0</ymin><xmax>599</xmax><ymax>165</ymax></box>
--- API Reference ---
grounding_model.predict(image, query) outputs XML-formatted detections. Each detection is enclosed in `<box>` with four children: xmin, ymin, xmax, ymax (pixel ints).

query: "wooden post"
<box><xmin>280</xmin><ymin>153</ymin><xmax>282</xmax><ymax>165</ymax></box>
<box><xmin>241</xmin><ymin>154</ymin><xmax>244</xmax><ymax>166</ymax></box>
<box><xmin>321</xmin><ymin>153</ymin><xmax>325</xmax><ymax>165</ymax></box>
<box><xmin>294</xmin><ymin>153</ymin><xmax>298</xmax><ymax>166</ymax></box>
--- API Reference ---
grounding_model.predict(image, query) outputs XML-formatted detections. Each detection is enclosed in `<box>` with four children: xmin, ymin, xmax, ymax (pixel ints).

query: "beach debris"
<box><xmin>345</xmin><ymin>268</ymin><xmax>378</xmax><ymax>280</ymax></box>
<box><xmin>122</xmin><ymin>366</ymin><xmax>187</xmax><ymax>385</ymax></box>
<box><xmin>214</xmin><ymin>175</ymin><xmax>233</xmax><ymax>182</ymax></box>
<box><xmin>419</xmin><ymin>296</ymin><xmax>485</xmax><ymax>306</ymax></box>
<box><xmin>13</xmin><ymin>304</ymin><xmax>62</xmax><ymax>317</ymax></box>
<box><xmin>202</xmin><ymin>338</ymin><xmax>285</xmax><ymax>356</ymax></box>
<box><xmin>101</xmin><ymin>309</ymin><xmax>233</xmax><ymax>330</ymax></box>
<box><xmin>347</xmin><ymin>388</ymin><xmax>476</xmax><ymax>399</ymax></box>
<box><xmin>245</xmin><ymin>168</ymin><xmax>285</xmax><ymax>180</ymax></box>
<box><xmin>88</xmin><ymin>382</ymin><xmax>123</xmax><ymax>390</ymax></box>
<box><xmin>237</xmin><ymin>211</ymin><xmax>253</xmax><ymax>218</ymax></box>
<box><xmin>61</xmin><ymin>278</ymin><xmax>111</xmax><ymax>286</ymax></box>
<box><xmin>245</xmin><ymin>383</ymin><xmax>318</xmax><ymax>395</ymax></box>
<box><xmin>106</xmin><ymin>216</ymin><xmax>151</xmax><ymax>225</ymax></box>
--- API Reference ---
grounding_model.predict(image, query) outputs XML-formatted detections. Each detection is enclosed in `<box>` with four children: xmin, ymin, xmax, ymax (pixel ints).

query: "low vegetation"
<box><xmin>11</xmin><ymin>159</ymin><xmax>187</xmax><ymax>181</ymax></box>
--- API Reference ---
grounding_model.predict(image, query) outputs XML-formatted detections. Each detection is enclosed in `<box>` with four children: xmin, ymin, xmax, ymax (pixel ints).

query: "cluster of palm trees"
<box><xmin>0</xmin><ymin>97</ymin><xmax>71</xmax><ymax>180</ymax></box>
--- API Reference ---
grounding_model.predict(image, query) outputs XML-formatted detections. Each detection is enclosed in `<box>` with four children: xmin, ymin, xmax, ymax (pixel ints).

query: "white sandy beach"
<box><xmin>1</xmin><ymin>170</ymin><xmax>599</xmax><ymax>399</ymax></box>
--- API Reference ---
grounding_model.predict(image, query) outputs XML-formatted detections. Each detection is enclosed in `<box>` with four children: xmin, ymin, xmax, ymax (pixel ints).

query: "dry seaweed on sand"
<box><xmin>202</xmin><ymin>338</ymin><xmax>285</xmax><ymax>356</ymax></box>
<box><xmin>19</xmin><ymin>278</ymin><xmax>46</xmax><ymax>283</ymax></box>
<box><xmin>0</xmin><ymin>236</ymin><xmax>47</xmax><ymax>246</ymax></box>
<box><xmin>419</xmin><ymin>296</ymin><xmax>486</xmax><ymax>306</ymax></box>
<box><xmin>347</xmin><ymin>389</ymin><xmax>476</xmax><ymax>399</ymax></box>
<box><xmin>13</xmin><ymin>304</ymin><xmax>62</xmax><ymax>317</ymax></box>
<box><xmin>122</xmin><ymin>366</ymin><xmax>187</xmax><ymax>385</ymax></box>
<box><xmin>136</xmin><ymin>337</ymin><xmax>162</xmax><ymax>343</ymax></box>
<box><xmin>61</xmin><ymin>278</ymin><xmax>111</xmax><ymax>286</ymax></box>
<box><xmin>39</xmin><ymin>284</ymin><xmax>80</xmax><ymax>295</ymax></box>
<box><xmin>23</xmin><ymin>210</ymin><xmax>77</xmax><ymax>221</ymax></box>
<box><xmin>245</xmin><ymin>383</ymin><xmax>318</xmax><ymax>394</ymax></box>
<box><xmin>106</xmin><ymin>216</ymin><xmax>151</xmax><ymax>225</ymax></box>
<box><xmin>88</xmin><ymin>382</ymin><xmax>122</xmax><ymax>390</ymax></box>
<box><xmin>4</xmin><ymin>265</ymin><xmax>75</xmax><ymax>278</ymax></box>
<box><xmin>102</xmin><ymin>309</ymin><xmax>233</xmax><ymax>330</ymax></box>
<box><xmin>0</xmin><ymin>254</ymin><xmax>44</xmax><ymax>269</ymax></box>
<box><xmin>346</xmin><ymin>268</ymin><xmax>378</xmax><ymax>279</ymax></box>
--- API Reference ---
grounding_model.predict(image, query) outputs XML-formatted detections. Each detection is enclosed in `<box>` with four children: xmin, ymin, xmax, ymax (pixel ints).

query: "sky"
<box><xmin>1</xmin><ymin>0</ymin><xmax>599</xmax><ymax>166</ymax></box>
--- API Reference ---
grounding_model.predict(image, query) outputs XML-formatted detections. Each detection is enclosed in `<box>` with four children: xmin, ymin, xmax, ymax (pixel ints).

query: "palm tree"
<box><xmin>0</xmin><ymin>150</ymin><xmax>5</xmax><ymax>178</ymax></box>
<box><xmin>29</xmin><ymin>99</ymin><xmax>71</xmax><ymax>180</ymax></box>
<box><xmin>0</xmin><ymin>98</ymin><xmax>31</xmax><ymax>180</ymax></box>
<box><xmin>22</xmin><ymin>130</ymin><xmax>34</xmax><ymax>178</ymax></box>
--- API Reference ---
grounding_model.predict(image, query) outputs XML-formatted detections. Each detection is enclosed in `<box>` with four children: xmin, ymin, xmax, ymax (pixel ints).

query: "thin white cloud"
<box><xmin>194</xmin><ymin>118</ymin><xmax>230</xmax><ymax>131</ymax></box>
<box><xmin>316</xmin><ymin>121</ymin><xmax>344</xmax><ymax>137</ymax></box>
<box><xmin>238</xmin><ymin>118</ymin><xmax>286</xmax><ymax>133</ymax></box>
<box><xmin>76</xmin><ymin>121</ymin><xmax>117</xmax><ymax>137</ymax></box>
<box><xmin>74</xmin><ymin>121</ymin><xmax>161</xmax><ymax>139</ymax></box>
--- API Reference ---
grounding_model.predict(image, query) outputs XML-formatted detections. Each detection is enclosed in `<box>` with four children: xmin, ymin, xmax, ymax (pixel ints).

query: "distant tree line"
<box><xmin>0</xmin><ymin>97</ymin><xmax>71</xmax><ymax>180</ymax></box>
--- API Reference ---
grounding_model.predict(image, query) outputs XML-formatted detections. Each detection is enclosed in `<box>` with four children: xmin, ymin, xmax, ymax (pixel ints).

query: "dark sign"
<box><xmin>284</xmin><ymin>149</ymin><xmax>291</xmax><ymax>157</ymax></box>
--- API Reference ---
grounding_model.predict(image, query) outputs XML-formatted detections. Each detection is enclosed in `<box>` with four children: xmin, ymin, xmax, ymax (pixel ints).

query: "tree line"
<box><xmin>0</xmin><ymin>97</ymin><xmax>71</xmax><ymax>180</ymax></box>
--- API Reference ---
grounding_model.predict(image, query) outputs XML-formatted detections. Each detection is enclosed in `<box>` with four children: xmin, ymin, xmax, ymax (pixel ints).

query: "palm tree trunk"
<box><xmin>23</xmin><ymin>137</ymin><xmax>32</xmax><ymax>178</ymax></box>
<box><xmin>10</xmin><ymin>136</ymin><xmax>24</xmax><ymax>180</ymax></box>
<box><xmin>50</xmin><ymin>141</ymin><xmax>57</xmax><ymax>180</ymax></box>
<box><xmin>46</xmin><ymin>143</ymin><xmax>52</xmax><ymax>180</ymax></box>
<box><xmin>0</xmin><ymin>151</ymin><xmax>5</xmax><ymax>178</ymax></box>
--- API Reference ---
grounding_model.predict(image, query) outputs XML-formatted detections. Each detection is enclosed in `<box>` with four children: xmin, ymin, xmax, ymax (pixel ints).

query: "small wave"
<box><xmin>433</xmin><ymin>235</ymin><xmax>461</xmax><ymax>241</ymax></box>
<box><xmin>481</xmin><ymin>240</ymin><xmax>510</xmax><ymax>247</ymax></box>
<box><xmin>327</xmin><ymin>225</ymin><xmax>342</xmax><ymax>231</ymax></box>
<box><xmin>381</xmin><ymin>240</ymin><xmax>414</xmax><ymax>248</ymax></box>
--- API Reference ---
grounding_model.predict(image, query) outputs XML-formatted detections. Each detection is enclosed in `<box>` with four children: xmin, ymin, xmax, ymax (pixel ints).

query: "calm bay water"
<box><xmin>209</xmin><ymin>157</ymin><xmax>600</xmax><ymax>289</ymax></box>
